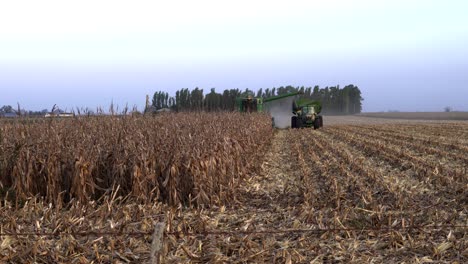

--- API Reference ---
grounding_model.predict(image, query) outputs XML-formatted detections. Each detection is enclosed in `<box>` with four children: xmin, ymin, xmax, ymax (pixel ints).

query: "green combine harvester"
<box><xmin>236</xmin><ymin>92</ymin><xmax>324</xmax><ymax>129</ymax></box>
<box><xmin>291</xmin><ymin>98</ymin><xmax>323</xmax><ymax>129</ymax></box>
<box><xmin>236</xmin><ymin>91</ymin><xmax>302</xmax><ymax>113</ymax></box>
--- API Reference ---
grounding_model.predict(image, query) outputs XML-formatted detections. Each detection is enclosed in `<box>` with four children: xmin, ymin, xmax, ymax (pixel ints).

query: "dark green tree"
<box><xmin>0</xmin><ymin>105</ymin><xmax>14</xmax><ymax>114</ymax></box>
<box><xmin>155</xmin><ymin>84</ymin><xmax>363</xmax><ymax>114</ymax></box>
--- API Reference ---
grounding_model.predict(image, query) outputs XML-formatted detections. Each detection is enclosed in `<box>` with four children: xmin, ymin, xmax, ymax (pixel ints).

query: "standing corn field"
<box><xmin>0</xmin><ymin>115</ymin><xmax>467</xmax><ymax>263</ymax></box>
<box><xmin>0</xmin><ymin>113</ymin><xmax>273</xmax><ymax>206</ymax></box>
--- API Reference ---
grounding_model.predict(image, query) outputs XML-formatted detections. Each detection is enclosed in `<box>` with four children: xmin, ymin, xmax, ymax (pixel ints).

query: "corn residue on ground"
<box><xmin>0</xmin><ymin>115</ymin><xmax>467</xmax><ymax>263</ymax></box>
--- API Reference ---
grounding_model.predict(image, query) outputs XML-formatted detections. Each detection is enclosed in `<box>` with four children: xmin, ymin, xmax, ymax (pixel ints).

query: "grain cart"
<box><xmin>291</xmin><ymin>98</ymin><xmax>323</xmax><ymax>129</ymax></box>
<box><xmin>236</xmin><ymin>92</ymin><xmax>301</xmax><ymax>113</ymax></box>
<box><xmin>236</xmin><ymin>92</ymin><xmax>302</xmax><ymax>128</ymax></box>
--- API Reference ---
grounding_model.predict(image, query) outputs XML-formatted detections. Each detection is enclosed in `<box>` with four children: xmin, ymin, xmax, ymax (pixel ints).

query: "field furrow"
<box><xmin>1</xmin><ymin>116</ymin><xmax>467</xmax><ymax>263</ymax></box>
<box><xmin>338</xmin><ymin>126</ymin><xmax>468</xmax><ymax>180</ymax></box>
<box><xmin>314</xmin><ymin>130</ymin><xmax>425</xmax><ymax>207</ymax></box>
<box><xmin>327</xmin><ymin>126</ymin><xmax>465</xmax><ymax>189</ymax></box>
<box><xmin>353</xmin><ymin>125</ymin><xmax>468</xmax><ymax>160</ymax></box>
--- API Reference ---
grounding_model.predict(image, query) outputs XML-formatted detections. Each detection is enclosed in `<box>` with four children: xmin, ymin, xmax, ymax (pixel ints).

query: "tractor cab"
<box><xmin>295</xmin><ymin>105</ymin><xmax>316</xmax><ymax>123</ymax></box>
<box><xmin>301</xmin><ymin>106</ymin><xmax>316</xmax><ymax>116</ymax></box>
<box><xmin>291</xmin><ymin>99</ymin><xmax>323</xmax><ymax>129</ymax></box>
<box><xmin>236</xmin><ymin>93</ymin><xmax>263</xmax><ymax>113</ymax></box>
<box><xmin>242</xmin><ymin>95</ymin><xmax>257</xmax><ymax>113</ymax></box>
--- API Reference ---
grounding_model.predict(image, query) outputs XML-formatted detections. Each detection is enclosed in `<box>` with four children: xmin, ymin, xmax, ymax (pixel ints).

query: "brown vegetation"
<box><xmin>0</xmin><ymin>113</ymin><xmax>272</xmax><ymax>206</ymax></box>
<box><xmin>0</xmin><ymin>116</ymin><xmax>467</xmax><ymax>263</ymax></box>
<box><xmin>358</xmin><ymin>112</ymin><xmax>468</xmax><ymax>120</ymax></box>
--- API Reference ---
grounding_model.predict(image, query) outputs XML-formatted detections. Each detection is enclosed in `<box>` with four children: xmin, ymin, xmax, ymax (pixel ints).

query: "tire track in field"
<box><xmin>338</xmin><ymin>126</ymin><xmax>468</xmax><ymax>181</ymax></box>
<box><xmin>350</xmin><ymin>125</ymin><xmax>468</xmax><ymax>162</ymax></box>
<box><xmin>316</xmin><ymin>128</ymin><xmax>433</xmax><ymax>208</ymax></box>
<box><xmin>322</xmin><ymin>126</ymin><xmax>466</xmax><ymax>220</ymax></box>
<box><xmin>240</xmin><ymin>129</ymin><xmax>304</xmax><ymax>209</ymax></box>
<box><xmin>326</xmin><ymin>126</ymin><xmax>465</xmax><ymax>187</ymax></box>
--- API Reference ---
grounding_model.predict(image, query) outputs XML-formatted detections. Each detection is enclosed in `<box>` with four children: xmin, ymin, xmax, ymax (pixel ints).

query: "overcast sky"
<box><xmin>1</xmin><ymin>0</ymin><xmax>467</xmax><ymax>112</ymax></box>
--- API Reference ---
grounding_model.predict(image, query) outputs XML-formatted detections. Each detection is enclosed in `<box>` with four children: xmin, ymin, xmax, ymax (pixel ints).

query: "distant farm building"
<box><xmin>45</xmin><ymin>112</ymin><xmax>74</xmax><ymax>118</ymax></box>
<box><xmin>45</xmin><ymin>104</ymin><xmax>75</xmax><ymax>118</ymax></box>
<box><xmin>144</xmin><ymin>106</ymin><xmax>172</xmax><ymax>114</ymax></box>
<box><xmin>0</xmin><ymin>113</ymin><xmax>18</xmax><ymax>118</ymax></box>
<box><xmin>156</xmin><ymin>108</ymin><xmax>172</xmax><ymax>113</ymax></box>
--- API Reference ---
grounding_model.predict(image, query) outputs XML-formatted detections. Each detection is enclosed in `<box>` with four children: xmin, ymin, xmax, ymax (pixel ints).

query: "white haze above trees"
<box><xmin>150</xmin><ymin>85</ymin><xmax>363</xmax><ymax>115</ymax></box>
<box><xmin>0</xmin><ymin>0</ymin><xmax>467</xmax><ymax>112</ymax></box>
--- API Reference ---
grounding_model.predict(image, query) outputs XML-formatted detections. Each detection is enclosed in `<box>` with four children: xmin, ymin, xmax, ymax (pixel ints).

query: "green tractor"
<box><xmin>237</xmin><ymin>92</ymin><xmax>302</xmax><ymax>128</ymax></box>
<box><xmin>236</xmin><ymin>92</ymin><xmax>264</xmax><ymax>113</ymax></box>
<box><xmin>236</xmin><ymin>91</ymin><xmax>323</xmax><ymax>129</ymax></box>
<box><xmin>291</xmin><ymin>98</ymin><xmax>323</xmax><ymax>129</ymax></box>
<box><xmin>236</xmin><ymin>91</ymin><xmax>303</xmax><ymax>113</ymax></box>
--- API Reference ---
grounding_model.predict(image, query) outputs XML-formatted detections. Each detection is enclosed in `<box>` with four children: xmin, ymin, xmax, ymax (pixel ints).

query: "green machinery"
<box><xmin>291</xmin><ymin>98</ymin><xmax>323</xmax><ymax>129</ymax></box>
<box><xmin>236</xmin><ymin>92</ymin><xmax>301</xmax><ymax>113</ymax></box>
<box><xmin>236</xmin><ymin>91</ymin><xmax>324</xmax><ymax>129</ymax></box>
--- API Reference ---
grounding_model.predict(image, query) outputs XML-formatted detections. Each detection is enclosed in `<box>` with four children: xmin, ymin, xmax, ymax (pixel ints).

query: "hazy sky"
<box><xmin>1</xmin><ymin>0</ymin><xmax>467</xmax><ymax>112</ymax></box>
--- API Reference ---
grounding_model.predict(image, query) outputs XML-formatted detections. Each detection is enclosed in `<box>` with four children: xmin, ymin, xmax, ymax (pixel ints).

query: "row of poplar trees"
<box><xmin>151</xmin><ymin>85</ymin><xmax>363</xmax><ymax>115</ymax></box>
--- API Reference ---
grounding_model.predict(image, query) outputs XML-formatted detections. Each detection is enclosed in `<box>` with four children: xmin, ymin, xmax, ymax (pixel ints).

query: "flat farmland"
<box><xmin>325</xmin><ymin>114</ymin><xmax>468</xmax><ymax>125</ymax></box>
<box><xmin>357</xmin><ymin>112</ymin><xmax>468</xmax><ymax>121</ymax></box>
<box><xmin>0</xmin><ymin>114</ymin><xmax>466</xmax><ymax>263</ymax></box>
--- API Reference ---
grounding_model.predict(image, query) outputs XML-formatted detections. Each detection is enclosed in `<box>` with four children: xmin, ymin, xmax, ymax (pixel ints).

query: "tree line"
<box><xmin>150</xmin><ymin>85</ymin><xmax>363</xmax><ymax>114</ymax></box>
<box><xmin>0</xmin><ymin>105</ymin><xmax>48</xmax><ymax>117</ymax></box>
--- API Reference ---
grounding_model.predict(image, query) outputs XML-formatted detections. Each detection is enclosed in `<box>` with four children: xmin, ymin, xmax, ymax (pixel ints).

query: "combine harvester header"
<box><xmin>236</xmin><ymin>92</ymin><xmax>323</xmax><ymax>129</ymax></box>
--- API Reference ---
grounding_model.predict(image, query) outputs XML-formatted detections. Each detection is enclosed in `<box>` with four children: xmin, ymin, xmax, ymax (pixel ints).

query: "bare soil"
<box><xmin>1</xmin><ymin>117</ymin><xmax>467</xmax><ymax>263</ymax></box>
<box><xmin>324</xmin><ymin>115</ymin><xmax>468</xmax><ymax>125</ymax></box>
<box><xmin>358</xmin><ymin>112</ymin><xmax>468</xmax><ymax>120</ymax></box>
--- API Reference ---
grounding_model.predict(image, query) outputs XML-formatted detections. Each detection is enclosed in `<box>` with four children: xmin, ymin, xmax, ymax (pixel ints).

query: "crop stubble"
<box><xmin>0</xmin><ymin>115</ymin><xmax>467</xmax><ymax>263</ymax></box>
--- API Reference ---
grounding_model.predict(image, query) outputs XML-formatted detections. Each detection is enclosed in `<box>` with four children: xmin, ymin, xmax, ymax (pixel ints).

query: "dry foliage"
<box><xmin>0</xmin><ymin>113</ymin><xmax>272</xmax><ymax>206</ymax></box>
<box><xmin>291</xmin><ymin>123</ymin><xmax>467</xmax><ymax>262</ymax></box>
<box><xmin>358</xmin><ymin>112</ymin><xmax>468</xmax><ymax>120</ymax></box>
<box><xmin>0</xmin><ymin>118</ymin><xmax>467</xmax><ymax>263</ymax></box>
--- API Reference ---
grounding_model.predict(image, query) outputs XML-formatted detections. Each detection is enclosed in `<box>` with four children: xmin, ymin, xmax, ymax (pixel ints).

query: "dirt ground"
<box><xmin>193</xmin><ymin>119</ymin><xmax>467</xmax><ymax>262</ymax></box>
<box><xmin>324</xmin><ymin>115</ymin><xmax>468</xmax><ymax>125</ymax></box>
<box><xmin>1</xmin><ymin>116</ymin><xmax>466</xmax><ymax>263</ymax></box>
<box><xmin>358</xmin><ymin>112</ymin><xmax>468</xmax><ymax>120</ymax></box>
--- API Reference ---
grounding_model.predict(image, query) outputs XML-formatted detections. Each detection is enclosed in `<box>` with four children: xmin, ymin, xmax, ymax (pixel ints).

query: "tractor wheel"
<box><xmin>313</xmin><ymin>118</ymin><xmax>320</xmax><ymax>129</ymax></box>
<box><xmin>318</xmin><ymin>116</ymin><xmax>323</xmax><ymax>127</ymax></box>
<box><xmin>296</xmin><ymin>117</ymin><xmax>303</xmax><ymax>128</ymax></box>
<box><xmin>291</xmin><ymin>116</ymin><xmax>297</xmax><ymax>128</ymax></box>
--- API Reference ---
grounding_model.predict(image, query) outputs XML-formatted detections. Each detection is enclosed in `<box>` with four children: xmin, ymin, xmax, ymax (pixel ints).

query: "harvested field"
<box><xmin>325</xmin><ymin>115</ymin><xmax>468</xmax><ymax>125</ymax></box>
<box><xmin>358</xmin><ymin>112</ymin><xmax>468</xmax><ymax>120</ymax></box>
<box><xmin>0</xmin><ymin>115</ymin><xmax>467</xmax><ymax>263</ymax></box>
